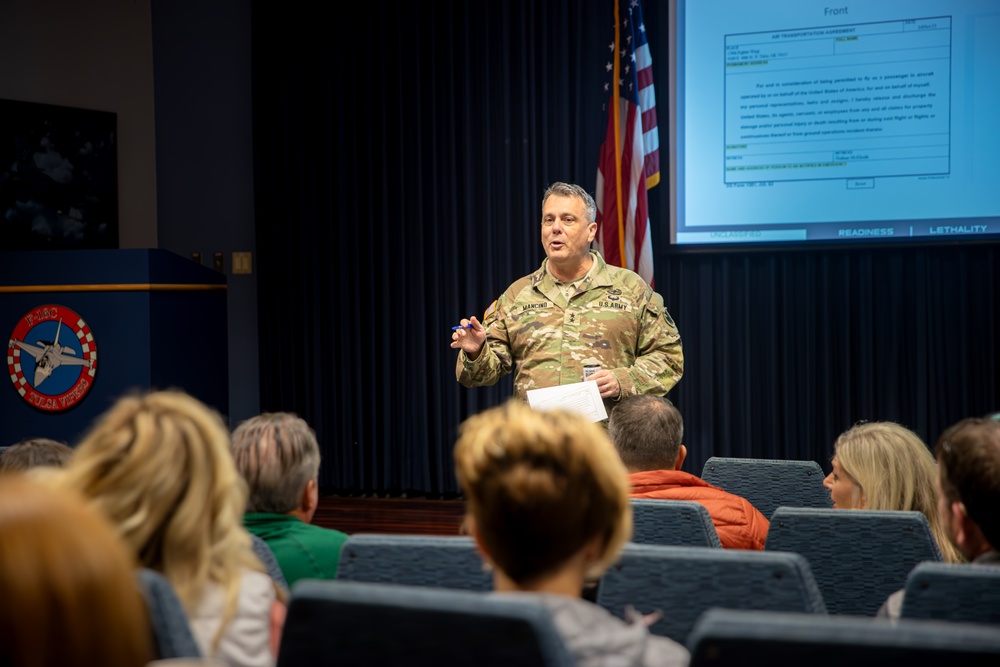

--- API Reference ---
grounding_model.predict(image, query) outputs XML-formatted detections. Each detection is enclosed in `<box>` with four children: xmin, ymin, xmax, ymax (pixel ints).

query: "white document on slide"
<box><xmin>525</xmin><ymin>381</ymin><xmax>608</xmax><ymax>422</ymax></box>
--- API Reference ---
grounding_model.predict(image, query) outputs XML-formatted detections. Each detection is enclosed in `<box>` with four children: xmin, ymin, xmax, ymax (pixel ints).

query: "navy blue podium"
<box><xmin>1</xmin><ymin>249</ymin><xmax>228</xmax><ymax>447</ymax></box>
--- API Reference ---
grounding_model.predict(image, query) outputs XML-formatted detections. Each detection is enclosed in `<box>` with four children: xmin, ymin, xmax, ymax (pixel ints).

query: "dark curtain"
<box><xmin>657</xmin><ymin>245</ymin><xmax>999</xmax><ymax>471</ymax></box>
<box><xmin>251</xmin><ymin>1</ymin><xmax>998</xmax><ymax>495</ymax></box>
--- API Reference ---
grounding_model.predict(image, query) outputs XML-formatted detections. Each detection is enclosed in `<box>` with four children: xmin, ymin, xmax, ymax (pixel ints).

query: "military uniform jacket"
<box><xmin>457</xmin><ymin>251</ymin><xmax>683</xmax><ymax>401</ymax></box>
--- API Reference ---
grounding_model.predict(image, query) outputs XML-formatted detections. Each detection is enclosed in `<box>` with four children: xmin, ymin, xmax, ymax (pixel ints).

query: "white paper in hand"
<box><xmin>525</xmin><ymin>380</ymin><xmax>608</xmax><ymax>422</ymax></box>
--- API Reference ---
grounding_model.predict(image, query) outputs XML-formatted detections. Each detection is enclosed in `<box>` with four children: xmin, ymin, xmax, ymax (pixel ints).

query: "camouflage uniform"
<box><xmin>457</xmin><ymin>251</ymin><xmax>683</xmax><ymax>403</ymax></box>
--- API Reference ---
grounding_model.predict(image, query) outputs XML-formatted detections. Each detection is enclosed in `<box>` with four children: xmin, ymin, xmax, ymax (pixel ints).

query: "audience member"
<box><xmin>879</xmin><ymin>416</ymin><xmax>1000</xmax><ymax>617</ymax></box>
<box><xmin>454</xmin><ymin>400</ymin><xmax>689</xmax><ymax>667</ymax></box>
<box><xmin>230</xmin><ymin>412</ymin><xmax>348</xmax><ymax>586</ymax></box>
<box><xmin>0</xmin><ymin>437</ymin><xmax>74</xmax><ymax>472</ymax></box>
<box><xmin>56</xmin><ymin>390</ymin><xmax>285</xmax><ymax>667</ymax></box>
<box><xmin>608</xmin><ymin>395</ymin><xmax>769</xmax><ymax>550</ymax></box>
<box><xmin>824</xmin><ymin>421</ymin><xmax>963</xmax><ymax>563</ymax></box>
<box><xmin>0</xmin><ymin>473</ymin><xmax>153</xmax><ymax>667</ymax></box>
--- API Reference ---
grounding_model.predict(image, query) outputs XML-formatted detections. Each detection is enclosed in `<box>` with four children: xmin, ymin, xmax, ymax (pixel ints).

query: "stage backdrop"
<box><xmin>250</xmin><ymin>1</ymin><xmax>998</xmax><ymax>496</ymax></box>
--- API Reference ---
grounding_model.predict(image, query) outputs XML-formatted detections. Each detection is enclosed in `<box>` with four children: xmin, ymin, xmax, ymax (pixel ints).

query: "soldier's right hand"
<box><xmin>450</xmin><ymin>316</ymin><xmax>487</xmax><ymax>359</ymax></box>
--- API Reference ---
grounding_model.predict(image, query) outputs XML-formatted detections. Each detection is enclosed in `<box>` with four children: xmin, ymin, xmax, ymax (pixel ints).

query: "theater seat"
<box><xmin>900</xmin><ymin>561</ymin><xmax>1000</xmax><ymax>625</ymax></box>
<box><xmin>764</xmin><ymin>507</ymin><xmax>942</xmax><ymax>615</ymax></box>
<box><xmin>250</xmin><ymin>534</ymin><xmax>289</xmax><ymax>595</ymax></box>
<box><xmin>596</xmin><ymin>543</ymin><xmax>826</xmax><ymax>643</ymax></box>
<box><xmin>630</xmin><ymin>498</ymin><xmax>722</xmax><ymax>548</ymax></box>
<box><xmin>137</xmin><ymin>568</ymin><xmax>201</xmax><ymax>660</ymax></box>
<box><xmin>688</xmin><ymin>608</ymin><xmax>1000</xmax><ymax>667</ymax></box>
<box><xmin>277</xmin><ymin>580</ymin><xmax>573</xmax><ymax>667</ymax></box>
<box><xmin>701</xmin><ymin>456</ymin><xmax>831</xmax><ymax>520</ymax></box>
<box><xmin>336</xmin><ymin>533</ymin><xmax>491</xmax><ymax>591</ymax></box>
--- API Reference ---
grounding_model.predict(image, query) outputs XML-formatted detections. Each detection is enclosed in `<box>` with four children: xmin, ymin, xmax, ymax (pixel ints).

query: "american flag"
<box><xmin>595</xmin><ymin>0</ymin><xmax>659</xmax><ymax>287</ymax></box>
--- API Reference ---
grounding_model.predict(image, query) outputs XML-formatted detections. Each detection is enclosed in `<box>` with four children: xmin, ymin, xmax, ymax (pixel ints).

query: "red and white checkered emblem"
<box><xmin>7</xmin><ymin>304</ymin><xmax>98</xmax><ymax>412</ymax></box>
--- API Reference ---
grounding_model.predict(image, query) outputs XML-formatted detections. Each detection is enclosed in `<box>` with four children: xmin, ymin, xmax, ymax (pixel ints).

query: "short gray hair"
<box><xmin>608</xmin><ymin>395</ymin><xmax>684</xmax><ymax>471</ymax></box>
<box><xmin>542</xmin><ymin>182</ymin><xmax>597</xmax><ymax>223</ymax></box>
<box><xmin>230</xmin><ymin>412</ymin><xmax>320</xmax><ymax>514</ymax></box>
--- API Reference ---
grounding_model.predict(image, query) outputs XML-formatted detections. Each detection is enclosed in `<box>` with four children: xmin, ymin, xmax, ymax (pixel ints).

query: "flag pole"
<box><xmin>612</xmin><ymin>0</ymin><xmax>627</xmax><ymax>267</ymax></box>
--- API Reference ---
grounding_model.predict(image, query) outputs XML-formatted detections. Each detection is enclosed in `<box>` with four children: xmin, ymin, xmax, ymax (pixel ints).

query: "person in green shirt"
<box><xmin>231</xmin><ymin>412</ymin><xmax>348</xmax><ymax>587</ymax></box>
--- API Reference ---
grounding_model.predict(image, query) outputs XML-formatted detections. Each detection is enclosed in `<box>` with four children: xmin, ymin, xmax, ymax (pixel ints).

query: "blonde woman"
<box><xmin>58</xmin><ymin>390</ymin><xmax>285</xmax><ymax>667</ymax></box>
<box><xmin>824</xmin><ymin>421</ymin><xmax>963</xmax><ymax>563</ymax></box>
<box><xmin>0</xmin><ymin>473</ymin><xmax>153</xmax><ymax>667</ymax></box>
<box><xmin>454</xmin><ymin>400</ymin><xmax>689</xmax><ymax>667</ymax></box>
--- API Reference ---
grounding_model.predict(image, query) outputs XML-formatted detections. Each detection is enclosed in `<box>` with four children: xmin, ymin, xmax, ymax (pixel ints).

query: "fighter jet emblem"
<box><xmin>7</xmin><ymin>305</ymin><xmax>98</xmax><ymax>412</ymax></box>
<box><xmin>11</xmin><ymin>319</ymin><xmax>91</xmax><ymax>387</ymax></box>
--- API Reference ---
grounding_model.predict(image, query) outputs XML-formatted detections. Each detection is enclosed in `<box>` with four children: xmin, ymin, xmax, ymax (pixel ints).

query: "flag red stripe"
<box><xmin>595</xmin><ymin>0</ymin><xmax>657</xmax><ymax>287</ymax></box>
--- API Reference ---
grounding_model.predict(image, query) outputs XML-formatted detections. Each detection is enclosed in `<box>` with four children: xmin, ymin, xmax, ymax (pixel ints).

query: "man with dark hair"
<box><xmin>935</xmin><ymin>417</ymin><xmax>1000</xmax><ymax>562</ymax></box>
<box><xmin>878</xmin><ymin>416</ymin><xmax>1000</xmax><ymax>618</ymax></box>
<box><xmin>0</xmin><ymin>438</ymin><xmax>73</xmax><ymax>472</ymax></box>
<box><xmin>608</xmin><ymin>395</ymin><xmax>769</xmax><ymax>550</ymax></box>
<box><xmin>230</xmin><ymin>412</ymin><xmax>348</xmax><ymax>586</ymax></box>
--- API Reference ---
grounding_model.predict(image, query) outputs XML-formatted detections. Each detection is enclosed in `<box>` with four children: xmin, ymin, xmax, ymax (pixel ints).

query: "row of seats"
<box><xmin>575</xmin><ymin>500</ymin><xmax>944</xmax><ymax>616</ymax></box>
<box><xmin>332</xmin><ymin>531</ymin><xmax>1000</xmax><ymax>641</ymax></box>
<box><xmin>275</xmin><ymin>579</ymin><xmax>1000</xmax><ymax>667</ymax></box>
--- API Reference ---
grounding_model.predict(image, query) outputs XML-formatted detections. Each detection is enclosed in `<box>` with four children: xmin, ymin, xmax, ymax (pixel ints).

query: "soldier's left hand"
<box><xmin>587</xmin><ymin>369</ymin><xmax>621</xmax><ymax>400</ymax></box>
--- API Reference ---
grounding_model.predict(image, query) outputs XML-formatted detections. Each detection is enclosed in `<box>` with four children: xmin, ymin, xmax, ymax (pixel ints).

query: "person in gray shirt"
<box><xmin>453</xmin><ymin>400</ymin><xmax>689</xmax><ymax>667</ymax></box>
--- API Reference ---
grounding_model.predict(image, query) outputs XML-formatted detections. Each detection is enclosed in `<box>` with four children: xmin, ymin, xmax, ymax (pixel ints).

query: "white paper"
<box><xmin>525</xmin><ymin>380</ymin><xmax>608</xmax><ymax>422</ymax></box>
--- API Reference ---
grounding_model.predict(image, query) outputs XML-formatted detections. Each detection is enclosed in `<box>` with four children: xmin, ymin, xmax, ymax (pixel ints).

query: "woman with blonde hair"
<box><xmin>824</xmin><ymin>421</ymin><xmax>963</xmax><ymax>563</ymax></box>
<box><xmin>454</xmin><ymin>400</ymin><xmax>688</xmax><ymax>667</ymax></box>
<box><xmin>0</xmin><ymin>473</ymin><xmax>153</xmax><ymax>667</ymax></box>
<box><xmin>58</xmin><ymin>390</ymin><xmax>285</xmax><ymax>666</ymax></box>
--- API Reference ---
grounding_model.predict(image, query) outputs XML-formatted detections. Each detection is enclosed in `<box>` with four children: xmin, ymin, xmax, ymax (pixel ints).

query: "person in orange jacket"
<box><xmin>608</xmin><ymin>395</ymin><xmax>769</xmax><ymax>550</ymax></box>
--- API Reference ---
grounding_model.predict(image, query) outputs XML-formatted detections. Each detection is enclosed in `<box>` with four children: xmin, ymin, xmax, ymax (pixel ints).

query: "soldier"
<box><xmin>451</xmin><ymin>182</ymin><xmax>683</xmax><ymax>408</ymax></box>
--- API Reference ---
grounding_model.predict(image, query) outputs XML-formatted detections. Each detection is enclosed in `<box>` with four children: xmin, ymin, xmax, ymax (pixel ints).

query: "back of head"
<box><xmin>834</xmin><ymin>422</ymin><xmax>937</xmax><ymax>512</ymax></box>
<box><xmin>0</xmin><ymin>473</ymin><xmax>152</xmax><ymax>667</ymax></box>
<box><xmin>0</xmin><ymin>438</ymin><xmax>74</xmax><ymax>473</ymax></box>
<box><xmin>936</xmin><ymin>417</ymin><xmax>1000</xmax><ymax>550</ymax></box>
<box><xmin>453</xmin><ymin>401</ymin><xmax>631</xmax><ymax>586</ymax></box>
<box><xmin>230</xmin><ymin>412</ymin><xmax>321</xmax><ymax>514</ymax></box>
<box><xmin>608</xmin><ymin>395</ymin><xmax>684</xmax><ymax>471</ymax></box>
<box><xmin>835</xmin><ymin>421</ymin><xmax>962</xmax><ymax>562</ymax></box>
<box><xmin>542</xmin><ymin>182</ymin><xmax>597</xmax><ymax>223</ymax></box>
<box><xmin>58</xmin><ymin>390</ymin><xmax>257</xmax><ymax>611</ymax></box>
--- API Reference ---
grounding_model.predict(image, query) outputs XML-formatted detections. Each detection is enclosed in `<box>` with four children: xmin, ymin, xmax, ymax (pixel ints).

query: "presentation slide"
<box><xmin>672</xmin><ymin>0</ymin><xmax>1000</xmax><ymax>246</ymax></box>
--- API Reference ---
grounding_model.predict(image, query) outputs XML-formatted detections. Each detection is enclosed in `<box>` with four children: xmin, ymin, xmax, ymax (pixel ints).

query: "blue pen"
<box><xmin>451</xmin><ymin>324</ymin><xmax>474</xmax><ymax>330</ymax></box>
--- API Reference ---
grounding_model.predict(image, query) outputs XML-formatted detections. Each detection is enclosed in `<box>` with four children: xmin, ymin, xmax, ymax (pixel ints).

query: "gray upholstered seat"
<box><xmin>688</xmin><ymin>608</ymin><xmax>1000</xmax><ymax>667</ymax></box>
<box><xmin>249</xmin><ymin>533</ymin><xmax>289</xmax><ymax>595</ymax></box>
<box><xmin>335</xmin><ymin>533</ymin><xmax>491</xmax><ymax>591</ymax></box>
<box><xmin>596</xmin><ymin>543</ymin><xmax>826</xmax><ymax>643</ymax></box>
<box><xmin>136</xmin><ymin>568</ymin><xmax>201</xmax><ymax>660</ymax></box>
<box><xmin>630</xmin><ymin>498</ymin><xmax>722</xmax><ymax>548</ymax></box>
<box><xmin>276</xmin><ymin>579</ymin><xmax>574</xmax><ymax>667</ymax></box>
<box><xmin>900</xmin><ymin>561</ymin><xmax>1000</xmax><ymax>625</ymax></box>
<box><xmin>764</xmin><ymin>507</ymin><xmax>942</xmax><ymax>615</ymax></box>
<box><xmin>700</xmin><ymin>456</ymin><xmax>831</xmax><ymax>520</ymax></box>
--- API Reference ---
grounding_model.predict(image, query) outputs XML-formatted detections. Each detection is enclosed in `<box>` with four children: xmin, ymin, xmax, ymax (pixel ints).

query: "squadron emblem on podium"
<box><xmin>7</xmin><ymin>304</ymin><xmax>98</xmax><ymax>412</ymax></box>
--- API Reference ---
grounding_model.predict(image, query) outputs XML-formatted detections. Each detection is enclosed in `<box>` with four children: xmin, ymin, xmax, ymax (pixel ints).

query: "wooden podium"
<box><xmin>1</xmin><ymin>249</ymin><xmax>228</xmax><ymax>447</ymax></box>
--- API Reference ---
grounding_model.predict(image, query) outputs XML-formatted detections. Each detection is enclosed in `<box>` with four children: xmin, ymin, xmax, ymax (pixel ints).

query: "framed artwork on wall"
<box><xmin>0</xmin><ymin>98</ymin><xmax>118</xmax><ymax>250</ymax></box>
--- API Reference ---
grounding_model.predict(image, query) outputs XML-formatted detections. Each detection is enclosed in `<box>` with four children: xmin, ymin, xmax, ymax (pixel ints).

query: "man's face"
<box><xmin>541</xmin><ymin>194</ymin><xmax>598</xmax><ymax>266</ymax></box>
